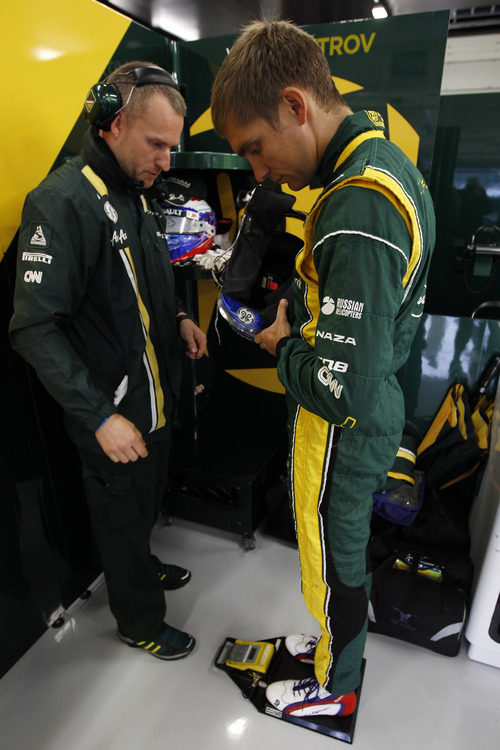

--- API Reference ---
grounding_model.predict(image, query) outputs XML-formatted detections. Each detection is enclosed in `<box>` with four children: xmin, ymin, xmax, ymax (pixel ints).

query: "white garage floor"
<box><xmin>0</xmin><ymin>518</ymin><xmax>498</xmax><ymax>750</ymax></box>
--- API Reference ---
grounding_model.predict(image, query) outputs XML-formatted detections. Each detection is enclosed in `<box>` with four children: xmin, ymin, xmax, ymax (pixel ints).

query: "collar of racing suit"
<box><xmin>82</xmin><ymin>127</ymin><xmax>146</xmax><ymax>195</ymax></box>
<box><xmin>316</xmin><ymin>110</ymin><xmax>387</xmax><ymax>188</ymax></box>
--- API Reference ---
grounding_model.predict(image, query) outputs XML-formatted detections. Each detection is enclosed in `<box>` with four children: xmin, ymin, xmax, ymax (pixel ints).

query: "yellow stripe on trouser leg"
<box><xmin>291</xmin><ymin>407</ymin><xmax>334</xmax><ymax>688</ymax></box>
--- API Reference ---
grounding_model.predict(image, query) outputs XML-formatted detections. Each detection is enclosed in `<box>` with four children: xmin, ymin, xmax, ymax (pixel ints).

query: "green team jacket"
<box><xmin>278</xmin><ymin>110</ymin><xmax>435</xmax><ymax>485</ymax></box>
<box><xmin>10</xmin><ymin>128</ymin><xmax>182</xmax><ymax>452</ymax></box>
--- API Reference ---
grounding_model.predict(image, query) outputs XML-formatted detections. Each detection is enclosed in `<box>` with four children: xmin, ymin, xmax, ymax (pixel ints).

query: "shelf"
<box><xmin>170</xmin><ymin>150</ymin><xmax>252</xmax><ymax>171</ymax></box>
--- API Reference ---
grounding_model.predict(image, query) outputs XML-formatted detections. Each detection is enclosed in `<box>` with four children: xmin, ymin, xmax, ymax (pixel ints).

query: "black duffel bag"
<box><xmin>368</xmin><ymin>550</ymin><xmax>471</xmax><ymax>656</ymax></box>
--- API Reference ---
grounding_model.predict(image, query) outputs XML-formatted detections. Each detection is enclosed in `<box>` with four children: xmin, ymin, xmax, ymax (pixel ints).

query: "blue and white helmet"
<box><xmin>216</xmin><ymin>294</ymin><xmax>268</xmax><ymax>341</ymax></box>
<box><xmin>163</xmin><ymin>196</ymin><xmax>216</xmax><ymax>262</ymax></box>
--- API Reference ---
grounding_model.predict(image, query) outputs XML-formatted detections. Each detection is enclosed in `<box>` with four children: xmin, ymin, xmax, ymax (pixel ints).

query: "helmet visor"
<box><xmin>164</xmin><ymin>207</ymin><xmax>207</xmax><ymax>235</ymax></box>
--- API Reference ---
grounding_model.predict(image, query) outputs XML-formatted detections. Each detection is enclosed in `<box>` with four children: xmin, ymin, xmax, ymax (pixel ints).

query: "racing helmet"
<box><xmin>217</xmin><ymin>294</ymin><xmax>268</xmax><ymax>341</ymax></box>
<box><xmin>157</xmin><ymin>173</ymin><xmax>216</xmax><ymax>262</ymax></box>
<box><xmin>217</xmin><ymin>227</ymin><xmax>304</xmax><ymax>340</ymax></box>
<box><xmin>216</xmin><ymin>184</ymin><xmax>305</xmax><ymax>340</ymax></box>
<box><xmin>163</xmin><ymin>196</ymin><xmax>216</xmax><ymax>262</ymax></box>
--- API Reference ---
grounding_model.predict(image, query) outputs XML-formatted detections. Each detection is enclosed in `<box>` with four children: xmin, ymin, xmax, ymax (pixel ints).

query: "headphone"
<box><xmin>82</xmin><ymin>65</ymin><xmax>181</xmax><ymax>131</ymax></box>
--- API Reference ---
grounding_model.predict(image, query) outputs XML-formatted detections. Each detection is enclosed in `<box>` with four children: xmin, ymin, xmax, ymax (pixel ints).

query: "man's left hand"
<box><xmin>178</xmin><ymin>317</ymin><xmax>207</xmax><ymax>359</ymax></box>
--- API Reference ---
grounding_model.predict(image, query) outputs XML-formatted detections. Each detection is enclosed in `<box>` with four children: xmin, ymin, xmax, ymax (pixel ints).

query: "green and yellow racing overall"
<box><xmin>277</xmin><ymin>110</ymin><xmax>435</xmax><ymax>694</ymax></box>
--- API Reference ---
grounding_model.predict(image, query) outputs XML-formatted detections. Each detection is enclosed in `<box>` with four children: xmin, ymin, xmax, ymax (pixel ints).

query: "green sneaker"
<box><xmin>118</xmin><ymin>624</ymin><xmax>195</xmax><ymax>660</ymax></box>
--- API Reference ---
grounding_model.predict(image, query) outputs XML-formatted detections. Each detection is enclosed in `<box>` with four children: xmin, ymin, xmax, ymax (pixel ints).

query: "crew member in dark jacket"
<box><xmin>10</xmin><ymin>61</ymin><xmax>206</xmax><ymax>660</ymax></box>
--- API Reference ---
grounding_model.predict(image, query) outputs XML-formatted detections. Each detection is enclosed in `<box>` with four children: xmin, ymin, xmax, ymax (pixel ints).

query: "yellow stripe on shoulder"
<box><xmin>360</xmin><ymin>167</ymin><xmax>422</xmax><ymax>289</ymax></box>
<box><xmin>81</xmin><ymin>165</ymin><xmax>108</xmax><ymax>197</ymax></box>
<box><xmin>334</xmin><ymin>130</ymin><xmax>385</xmax><ymax>172</ymax></box>
<box><xmin>305</xmin><ymin>166</ymin><xmax>423</xmax><ymax>292</ymax></box>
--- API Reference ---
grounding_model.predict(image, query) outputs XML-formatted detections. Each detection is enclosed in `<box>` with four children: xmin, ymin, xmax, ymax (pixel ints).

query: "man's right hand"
<box><xmin>95</xmin><ymin>414</ymin><xmax>148</xmax><ymax>463</ymax></box>
<box><xmin>254</xmin><ymin>298</ymin><xmax>291</xmax><ymax>357</ymax></box>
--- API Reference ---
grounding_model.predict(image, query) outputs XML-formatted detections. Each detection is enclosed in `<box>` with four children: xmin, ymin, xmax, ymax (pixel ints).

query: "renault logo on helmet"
<box><xmin>84</xmin><ymin>90</ymin><xmax>97</xmax><ymax>113</ymax></box>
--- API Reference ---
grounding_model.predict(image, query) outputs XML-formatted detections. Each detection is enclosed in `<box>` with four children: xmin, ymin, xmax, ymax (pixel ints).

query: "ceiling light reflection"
<box><xmin>372</xmin><ymin>1</ymin><xmax>389</xmax><ymax>19</ymax></box>
<box><xmin>151</xmin><ymin>3</ymin><xmax>200</xmax><ymax>40</ymax></box>
<box><xmin>226</xmin><ymin>717</ymin><xmax>248</xmax><ymax>739</ymax></box>
<box><xmin>33</xmin><ymin>47</ymin><xmax>63</xmax><ymax>61</ymax></box>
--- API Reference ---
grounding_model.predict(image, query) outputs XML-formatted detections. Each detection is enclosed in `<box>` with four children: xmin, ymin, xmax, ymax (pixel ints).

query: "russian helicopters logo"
<box><xmin>321</xmin><ymin>296</ymin><xmax>336</xmax><ymax>314</ymax></box>
<box><xmin>321</xmin><ymin>295</ymin><xmax>364</xmax><ymax>319</ymax></box>
<box><xmin>336</xmin><ymin>298</ymin><xmax>364</xmax><ymax>319</ymax></box>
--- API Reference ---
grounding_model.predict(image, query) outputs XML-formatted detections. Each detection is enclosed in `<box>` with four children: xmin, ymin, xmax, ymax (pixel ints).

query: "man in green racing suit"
<box><xmin>211</xmin><ymin>20</ymin><xmax>435</xmax><ymax>717</ymax></box>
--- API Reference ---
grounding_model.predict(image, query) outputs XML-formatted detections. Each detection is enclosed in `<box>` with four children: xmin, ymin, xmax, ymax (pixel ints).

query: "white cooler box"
<box><xmin>466</xmin><ymin>382</ymin><xmax>500</xmax><ymax>668</ymax></box>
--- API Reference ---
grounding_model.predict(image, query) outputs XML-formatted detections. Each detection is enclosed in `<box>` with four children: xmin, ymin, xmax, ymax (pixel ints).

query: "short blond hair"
<box><xmin>106</xmin><ymin>60</ymin><xmax>186</xmax><ymax>120</ymax></box>
<box><xmin>211</xmin><ymin>20</ymin><xmax>344</xmax><ymax>135</ymax></box>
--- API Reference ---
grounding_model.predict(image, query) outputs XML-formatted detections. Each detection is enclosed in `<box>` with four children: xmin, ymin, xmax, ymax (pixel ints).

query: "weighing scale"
<box><xmin>215</xmin><ymin>636</ymin><xmax>365</xmax><ymax>743</ymax></box>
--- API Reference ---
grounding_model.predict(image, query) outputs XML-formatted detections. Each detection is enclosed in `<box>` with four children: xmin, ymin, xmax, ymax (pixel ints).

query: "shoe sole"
<box><xmin>118</xmin><ymin>631</ymin><xmax>195</xmax><ymax>660</ymax></box>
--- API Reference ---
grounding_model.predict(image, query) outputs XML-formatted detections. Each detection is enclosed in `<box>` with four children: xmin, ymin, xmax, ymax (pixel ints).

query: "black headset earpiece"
<box><xmin>82</xmin><ymin>82</ymin><xmax>122</xmax><ymax>131</ymax></box>
<box><xmin>82</xmin><ymin>65</ymin><xmax>181</xmax><ymax>131</ymax></box>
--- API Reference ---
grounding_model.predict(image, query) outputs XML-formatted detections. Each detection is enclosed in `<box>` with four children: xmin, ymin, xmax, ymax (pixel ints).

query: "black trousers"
<box><xmin>79</xmin><ymin>437</ymin><xmax>171</xmax><ymax>640</ymax></box>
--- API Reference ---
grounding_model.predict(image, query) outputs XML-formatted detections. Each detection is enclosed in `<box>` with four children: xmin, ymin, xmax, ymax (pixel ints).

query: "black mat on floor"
<box><xmin>215</xmin><ymin>636</ymin><xmax>365</xmax><ymax>743</ymax></box>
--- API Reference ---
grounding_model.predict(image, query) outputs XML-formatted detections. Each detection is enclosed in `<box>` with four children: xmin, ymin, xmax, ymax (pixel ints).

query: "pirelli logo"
<box><xmin>22</xmin><ymin>251</ymin><xmax>53</xmax><ymax>264</ymax></box>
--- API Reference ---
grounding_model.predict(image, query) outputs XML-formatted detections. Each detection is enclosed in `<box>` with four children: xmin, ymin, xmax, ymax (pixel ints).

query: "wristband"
<box><xmin>97</xmin><ymin>416</ymin><xmax>111</xmax><ymax>431</ymax></box>
<box><xmin>176</xmin><ymin>313</ymin><xmax>195</xmax><ymax>327</ymax></box>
